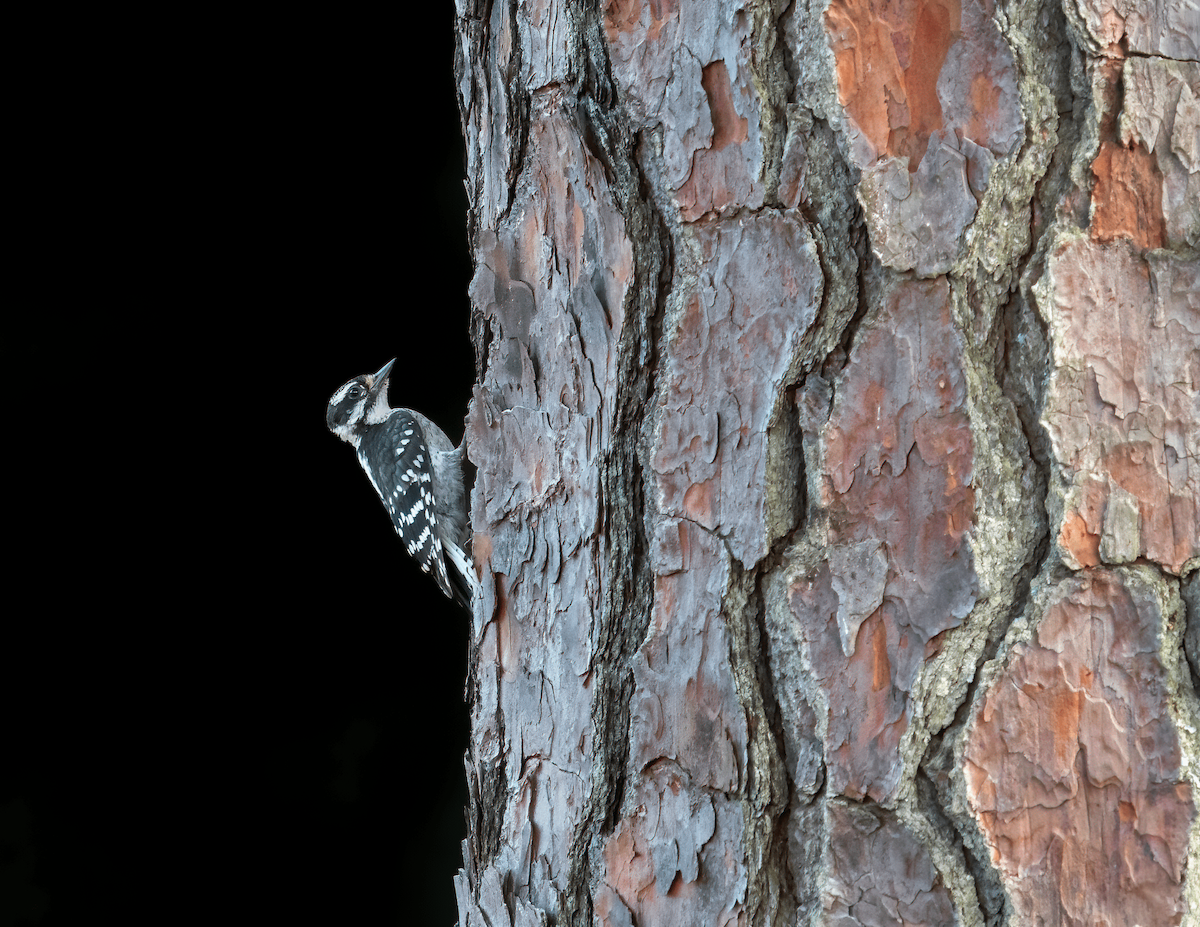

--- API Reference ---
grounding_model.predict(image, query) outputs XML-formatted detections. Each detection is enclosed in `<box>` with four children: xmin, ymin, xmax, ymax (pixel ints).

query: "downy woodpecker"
<box><xmin>326</xmin><ymin>359</ymin><xmax>478</xmax><ymax>608</ymax></box>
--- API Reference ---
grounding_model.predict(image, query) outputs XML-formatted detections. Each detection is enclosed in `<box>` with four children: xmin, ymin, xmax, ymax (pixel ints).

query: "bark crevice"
<box><xmin>561</xmin><ymin>5</ymin><xmax>672</xmax><ymax>925</ymax></box>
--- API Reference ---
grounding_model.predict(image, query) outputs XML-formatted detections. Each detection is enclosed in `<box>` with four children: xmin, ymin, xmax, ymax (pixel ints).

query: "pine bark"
<box><xmin>452</xmin><ymin>1</ymin><xmax>1200</xmax><ymax>925</ymax></box>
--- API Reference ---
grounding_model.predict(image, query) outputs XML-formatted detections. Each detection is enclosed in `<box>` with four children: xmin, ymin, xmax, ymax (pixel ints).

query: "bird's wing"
<box><xmin>360</xmin><ymin>411</ymin><xmax>455</xmax><ymax>601</ymax></box>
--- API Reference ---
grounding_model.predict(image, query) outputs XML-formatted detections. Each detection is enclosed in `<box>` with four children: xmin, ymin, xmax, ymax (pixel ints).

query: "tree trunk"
<box><xmin>451</xmin><ymin>0</ymin><xmax>1199</xmax><ymax>924</ymax></box>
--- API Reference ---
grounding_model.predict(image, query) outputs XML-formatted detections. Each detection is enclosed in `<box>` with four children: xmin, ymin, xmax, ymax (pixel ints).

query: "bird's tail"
<box><xmin>443</xmin><ymin>541</ymin><xmax>481</xmax><ymax>611</ymax></box>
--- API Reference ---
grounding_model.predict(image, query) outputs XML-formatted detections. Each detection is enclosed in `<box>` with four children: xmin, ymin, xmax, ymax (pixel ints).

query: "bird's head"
<box><xmin>326</xmin><ymin>358</ymin><xmax>395</xmax><ymax>445</ymax></box>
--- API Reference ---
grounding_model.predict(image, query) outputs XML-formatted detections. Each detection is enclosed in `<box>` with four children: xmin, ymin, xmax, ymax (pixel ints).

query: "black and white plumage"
<box><xmin>326</xmin><ymin>358</ymin><xmax>478</xmax><ymax>608</ymax></box>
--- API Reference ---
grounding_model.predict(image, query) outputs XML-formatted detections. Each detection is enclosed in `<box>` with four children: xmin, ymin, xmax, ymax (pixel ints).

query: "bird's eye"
<box><xmin>349</xmin><ymin>387</ymin><xmax>362</xmax><ymax>398</ymax></box>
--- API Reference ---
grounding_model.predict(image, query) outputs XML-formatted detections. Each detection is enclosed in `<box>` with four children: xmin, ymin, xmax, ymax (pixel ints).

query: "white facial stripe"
<box><xmin>329</xmin><ymin>379</ymin><xmax>376</xmax><ymax>447</ymax></box>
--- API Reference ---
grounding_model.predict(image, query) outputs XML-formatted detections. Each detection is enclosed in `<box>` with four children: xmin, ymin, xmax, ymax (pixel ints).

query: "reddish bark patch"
<box><xmin>1043</xmin><ymin>239</ymin><xmax>1198</xmax><ymax>574</ymax></box>
<box><xmin>1103</xmin><ymin>441</ymin><xmax>1195</xmax><ymax>572</ymax></box>
<box><xmin>597</xmin><ymin>765</ymin><xmax>745</xmax><ymax>925</ymax></box>
<box><xmin>966</xmin><ymin>570</ymin><xmax>1193</xmax><ymax>926</ymax></box>
<box><xmin>700</xmin><ymin>60</ymin><xmax>748</xmax><ymax>150</ymax></box>
<box><xmin>603</xmin><ymin>0</ymin><xmax>677</xmax><ymax>43</ymax></box>
<box><xmin>1059</xmin><ymin>512</ymin><xmax>1101</xmax><ymax>567</ymax></box>
<box><xmin>1090</xmin><ymin>141</ymin><xmax>1166</xmax><ymax>250</ymax></box>
<box><xmin>825</xmin><ymin>0</ymin><xmax>961</xmax><ymax>168</ymax></box>
<box><xmin>964</xmin><ymin>71</ymin><xmax>1001</xmax><ymax>143</ymax></box>
<box><xmin>790</xmin><ymin>278</ymin><xmax>977</xmax><ymax>803</ymax></box>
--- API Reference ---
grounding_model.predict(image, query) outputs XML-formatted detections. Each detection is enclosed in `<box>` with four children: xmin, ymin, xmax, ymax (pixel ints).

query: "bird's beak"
<box><xmin>369</xmin><ymin>358</ymin><xmax>396</xmax><ymax>395</ymax></box>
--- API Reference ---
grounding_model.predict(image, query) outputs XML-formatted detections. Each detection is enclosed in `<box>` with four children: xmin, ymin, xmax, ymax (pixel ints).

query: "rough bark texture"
<box><xmin>452</xmin><ymin>1</ymin><xmax>1199</xmax><ymax>925</ymax></box>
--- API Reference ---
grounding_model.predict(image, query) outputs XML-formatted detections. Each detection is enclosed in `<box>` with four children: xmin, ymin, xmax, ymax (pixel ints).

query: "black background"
<box><xmin>5</xmin><ymin>8</ymin><xmax>478</xmax><ymax>925</ymax></box>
